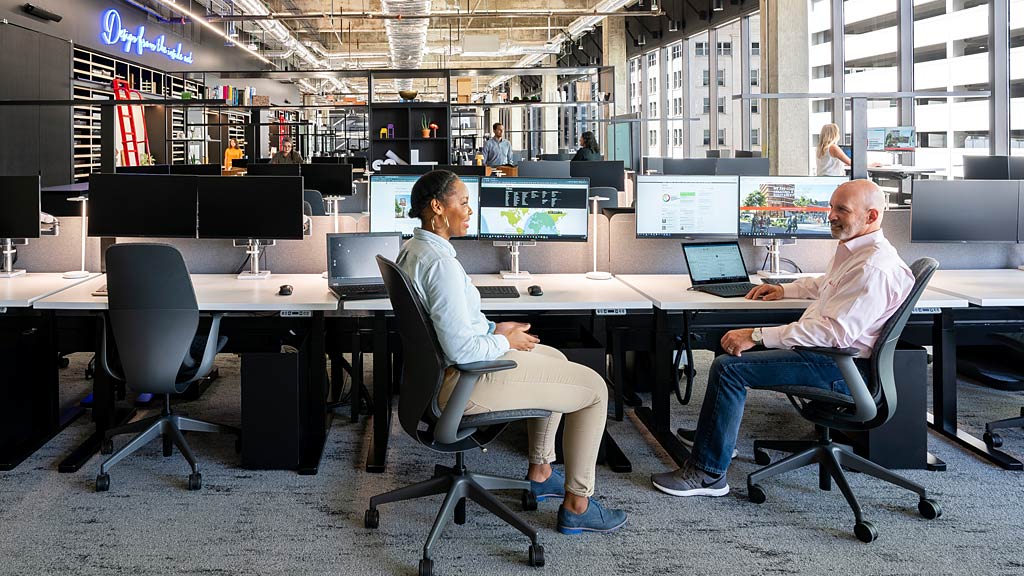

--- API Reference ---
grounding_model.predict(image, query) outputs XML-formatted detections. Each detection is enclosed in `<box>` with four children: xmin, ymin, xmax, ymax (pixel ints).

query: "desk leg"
<box><xmin>59</xmin><ymin>315</ymin><xmax>135</xmax><ymax>473</ymax></box>
<box><xmin>633</xmin><ymin>309</ymin><xmax>692</xmax><ymax>467</ymax></box>
<box><xmin>298</xmin><ymin>312</ymin><xmax>329</xmax><ymax>475</ymax></box>
<box><xmin>927</xmin><ymin>310</ymin><xmax>1022</xmax><ymax>470</ymax></box>
<box><xmin>611</xmin><ymin>326</ymin><xmax>626</xmax><ymax>422</ymax></box>
<box><xmin>600</xmin><ymin>427</ymin><xmax>632</xmax><ymax>473</ymax></box>
<box><xmin>367</xmin><ymin>311</ymin><xmax>391</xmax><ymax>473</ymax></box>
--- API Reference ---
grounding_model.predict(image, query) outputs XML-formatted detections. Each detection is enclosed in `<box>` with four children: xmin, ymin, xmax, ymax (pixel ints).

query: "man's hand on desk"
<box><xmin>745</xmin><ymin>284</ymin><xmax>784</xmax><ymax>301</ymax></box>
<box><xmin>496</xmin><ymin>322</ymin><xmax>540</xmax><ymax>351</ymax></box>
<box><xmin>721</xmin><ymin>329</ymin><xmax>757</xmax><ymax>357</ymax></box>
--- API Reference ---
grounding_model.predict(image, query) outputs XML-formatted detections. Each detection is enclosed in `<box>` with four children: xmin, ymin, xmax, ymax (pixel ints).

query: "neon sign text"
<box><xmin>100</xmin><ymin>9</ymin><xmax>193</xmax><ymax>65</ymax></box>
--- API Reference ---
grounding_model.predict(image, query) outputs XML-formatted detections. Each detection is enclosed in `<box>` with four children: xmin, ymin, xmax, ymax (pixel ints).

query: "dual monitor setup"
<box><xmin>911</xmin><ymin>179</ymin><xmax>1024</xmax><ymax>245</ymax></box>
<box><xmin>0</xmin><ymin>176</ymin><xmax>42</xmax><ymax>277</ymax></box>
<box><xmin>117</xmin><ymin>163</ymin><xmax>354</xmax><ymax>197</ymax></box>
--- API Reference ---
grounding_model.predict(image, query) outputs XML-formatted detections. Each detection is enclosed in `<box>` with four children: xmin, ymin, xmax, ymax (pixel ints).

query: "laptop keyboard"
<box><xmin>693</xmin><ymin>282</ymin><xmax>758</xmax><ymax>298</ymax></box>
<box><xmin>477</xmin><ymin>285</ymin><xmax>520</xmax><ymax>299</ymax></box>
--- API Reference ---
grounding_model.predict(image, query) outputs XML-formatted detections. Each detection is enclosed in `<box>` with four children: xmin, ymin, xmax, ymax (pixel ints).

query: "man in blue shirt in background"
<box><xmin>482</xmin><ymin>122</ymin><xmax>513</xmax><ymax>167</ymax></box>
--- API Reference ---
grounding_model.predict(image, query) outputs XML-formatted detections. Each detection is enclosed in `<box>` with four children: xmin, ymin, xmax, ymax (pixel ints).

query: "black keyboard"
<box><xmin>477</xmin><ymin>285</ymin><xmax>520</xmax><ymax>299</ymax></box>
<box><xmin>693</xmin><ymin>282</ymin><xmax>758</xmax><ymax>298</ymax></box>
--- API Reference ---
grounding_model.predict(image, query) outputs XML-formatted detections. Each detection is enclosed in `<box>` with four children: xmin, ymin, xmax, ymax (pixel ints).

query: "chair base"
<box><xmin>366</xmin><ymin>452</ymin><xmax>542</xmax><ymax>571</ymax></box>
<box><xmin>96</xmin><ymin>395</ymin><xmax>239</xmax><ymax>491</ymax></box>
<box><xmin>983</xmin><ymin>407</ymin><xmax>1024</xmax><ymax>449</ymax></box>
<box><xmin>750</xmin><ymin>428</ymin><xmax>940</xmax><ymax>542</ymax></box>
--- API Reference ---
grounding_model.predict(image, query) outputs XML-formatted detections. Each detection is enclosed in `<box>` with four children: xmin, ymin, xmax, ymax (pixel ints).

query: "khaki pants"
<box><xmin>440</xmin><ymin>344</ymin><xmax>608</xmax><ymax>498</ymax></box>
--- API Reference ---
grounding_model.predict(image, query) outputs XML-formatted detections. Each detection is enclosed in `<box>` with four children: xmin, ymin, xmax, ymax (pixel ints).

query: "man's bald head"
<box><xmin>828</xmin><ymin>179</ymin><xmax>884</xmax><ymax>242</ymax></box>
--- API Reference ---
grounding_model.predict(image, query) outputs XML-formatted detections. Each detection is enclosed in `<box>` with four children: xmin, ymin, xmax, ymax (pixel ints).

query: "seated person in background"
<box><xmin>223</xmin><ymin>138</ymin><xmax>244</xmax><ymax>169</ymax></box>
<box><xmin>815</xmin><ymin>123</ymin><xmax>851</xmax><ymax>176</ymax></box>
<box><xmin>270</xmin><ymin>137</ymin><xmax>304</xmax><ymax>164</ymax></box>
<box><xmin>482</xmin><ymin>123</ymin><xmax>513</xmax><ymax>167</ymax></box>
<box><xmin>651</xmin><ymin>179</ymin><xmax>913</xmax><ymax>498</ymax></box>
<box><xmin>571</xmin><ymin>131</ymin><xmax>603</xmax><ymax>162</ymax></box>
<box><xmin>398</xmin><ymin>170</ymin><xmax>627</xmax><ymax>534</ymax></box>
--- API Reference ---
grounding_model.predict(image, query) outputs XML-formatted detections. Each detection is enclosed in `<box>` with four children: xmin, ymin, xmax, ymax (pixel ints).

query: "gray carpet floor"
<box><xmin>2</xmin><ymin>351</ymin><xmax>1023</xmax><ymax>576</ymax></box>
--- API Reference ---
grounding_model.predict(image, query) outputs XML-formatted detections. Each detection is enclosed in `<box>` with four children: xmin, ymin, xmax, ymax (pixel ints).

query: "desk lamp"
<box><xmin>63</xmin><ymin>196</ymin><xmax>90</xmax><ymax>279</ymax></box>
<box><xmin>585</xmin><ymin>195</ymin><xmax>611</xmax><ymax>280</ymax></box>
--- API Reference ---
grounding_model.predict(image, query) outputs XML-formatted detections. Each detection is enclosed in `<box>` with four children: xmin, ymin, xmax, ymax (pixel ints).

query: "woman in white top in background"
<box><xmin>816</xmin><ymin>123</ymin><xmax>851</xmax><ymax>176</ymax></box>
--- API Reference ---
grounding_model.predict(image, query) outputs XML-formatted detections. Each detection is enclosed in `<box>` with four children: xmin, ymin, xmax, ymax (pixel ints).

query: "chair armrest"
<box><xmin>793</xmin><ymin>345</ymin><xmax>860</xmax><ymax>357</ymax></box>
<box><xmin>187</xmin><ymin>313</ymin><xmax>224</xmax><ymax>384</ymax></box>
<box><xmin>453</xmin><ymin>360</ymin><xmax>517</xmax><ymax>375</ymax></box>
<box><xmin>436</xmin><ymin>360</ymin><xmax>518</xmax><ymax>445</ymax></box>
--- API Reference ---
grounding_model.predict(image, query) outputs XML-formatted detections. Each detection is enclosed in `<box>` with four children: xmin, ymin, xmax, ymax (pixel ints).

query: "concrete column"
<box><xmin>542</xmin><ymin>56</ymin><xmax>559</xmax><ymax>154</ymax></box>
<box><xmin>602</xmin><ymin>19</ymin><xmax>629</xmax><ymax>116</ymax></box>
<box><xmin>509</xmin><ymin>77</ymin><xmax>524</xmax><ymax>151</ymax></box>
<box><xmin>764</xmin><ymin>0</ymin><xmax>810</xmax><ymax>176</ymax></box>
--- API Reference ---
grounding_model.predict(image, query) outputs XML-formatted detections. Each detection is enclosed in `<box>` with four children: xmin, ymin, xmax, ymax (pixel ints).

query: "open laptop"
<box><xmin>327</xmin><ymin>232</ymin><xmax>401</xmax><ymax>300</ymax></box>
<box><xmin>681</xmin><ymin>241</ymin><xmax>759</xmax><ymax>298</ymax></box>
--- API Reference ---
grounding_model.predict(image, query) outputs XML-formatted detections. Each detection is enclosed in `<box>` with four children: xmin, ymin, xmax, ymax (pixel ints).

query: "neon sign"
<box><xmin>100</xmin><ymin>9</ymin><xmax>194</xmax><ymax>65</ymax></box>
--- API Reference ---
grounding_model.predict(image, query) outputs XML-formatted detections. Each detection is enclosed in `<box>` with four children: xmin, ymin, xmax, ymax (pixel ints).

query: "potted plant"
<box><xmin>429</xmin><ymin>122</ymin><xmax>439</xmax><ymax>138</ymax></box>
<box><xmin>421</xmin><ymin>114</ymin><xmax>431</xmax><ymax>138</ymax></box>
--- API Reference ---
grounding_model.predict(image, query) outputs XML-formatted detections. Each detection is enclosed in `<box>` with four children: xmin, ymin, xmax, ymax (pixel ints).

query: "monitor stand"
<box><xmin>0</xmin><ymin>239</ymin><xmax>26</xmax><ymax>278</ymax></box>
<box><xmin>237</xmin><ymin>238</ymin><xmax>272</xmax><ymax>280</ymax></box>
<box><xmin>496</xmin><ymin>241</ymin><xmax>534</xmax><ymax>280</ymax></box>
<box><xmin>754</xmin><ymin>238</ymin><xmax>800</xmax><ymax>280</ymax></box>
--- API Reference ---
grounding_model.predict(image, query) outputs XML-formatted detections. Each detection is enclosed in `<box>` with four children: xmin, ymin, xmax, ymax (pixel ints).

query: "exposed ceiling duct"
<box><xmin>382</xmin><ymin>0</ymin><xmax>431</xmax><ymax>89</ymax></box>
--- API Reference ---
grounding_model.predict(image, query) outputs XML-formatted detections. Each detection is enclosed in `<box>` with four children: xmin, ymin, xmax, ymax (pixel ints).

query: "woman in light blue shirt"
<box><xmin>397</xmin><ymin>170</ymin><xmax>627</xmax><ymax>535</ymax></box>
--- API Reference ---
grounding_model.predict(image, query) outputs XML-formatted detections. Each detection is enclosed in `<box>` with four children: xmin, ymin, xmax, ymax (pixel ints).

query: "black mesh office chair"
<box><xmin>364</xmin><ymin>256</ymin><xmax>547</xmax><ymax>576</ymax></box>
<box><xmin>747</xmin><ymin>257</ymin><xmax>942</xmax><ymax>542</ymax></box>
<box><xmin>95</xmin><ymin>244</ymin><xmax>238</xmax><ymax>492</ymax></box>
<box><xmin>304</xmin><ymin>189</ymin><xmax>327</xmax><ymax>216</ymax></box>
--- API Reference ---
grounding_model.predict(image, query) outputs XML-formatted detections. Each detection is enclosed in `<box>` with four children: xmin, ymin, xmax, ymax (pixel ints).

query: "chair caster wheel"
<box><xmin>528</xmin><ymin>544</ymin><xmax>545</xmax><ymax>567</ymax></box>
<box><xmin>918</xmin><ymin>498</ymin><xmax>941</xmax><ymax>520</ymax></box>
<box><xmin>854</xmin><ymin>520</ymin><xmax>878</xmax><ymax>543</ymax></box>
<box><xmin>58</xmin><ymin>356</ymin><xmax>70</xmax><ymax>369</ymax></box>
<box><xmin>418</xmin><ymin>558</ymin><xmax>433</xmax><ymax>576</ymax></box>
<box><xmin>188</xmin><ymin>472</ymin><xmax>202</xmax><ymax>491</ymax></box>
<box><xmin>754</xmin><ymin>449</ymin><xmax>771</xmax><ymax>465</ymax></box>
<box><xmin>364</xmin><ymin>508</ymin><xmax>379</xmax><ymax>529</ymax></box>
<box><xmin>100</xmin><ymin>439</ymin><xmax>114</xmax><ymax>455</ymax></box>
<box><xmin>521</xmin><ymin>490</ymin><xmax>538</xmax><ymax>511</ymax></box>
<box><xmin>748</xmin><ymin>483</ymin><xmax>767</xmax><ymax>504</ymax></box>
<box><xmin>983</xmin><ymin>431</ymin><xmax>1003</xmax><ymax>449</ymax></box>
<box><xmin>95</xmin><ymin>473</ymin><xmax>110</xmax><ymax>492</ymax></box>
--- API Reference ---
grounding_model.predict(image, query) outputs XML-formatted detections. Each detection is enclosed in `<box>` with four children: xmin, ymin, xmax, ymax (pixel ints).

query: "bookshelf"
<box><xmin>369</xmin><ymin>103</ymin><xmax>450</xmax><ymax>169</ymax></box>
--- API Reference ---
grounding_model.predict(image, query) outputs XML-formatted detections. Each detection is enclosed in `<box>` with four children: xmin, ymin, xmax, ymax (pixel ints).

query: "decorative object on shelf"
<box><xmin>387</xmin><ymin>123</ymin><xmax>395</xmax><ymax>139</ymax></box>
<box><xmin>399</xmin><ymin>89</ymin><xmax>418</xmax><ymax>101</ymax></box>
<box><xmin>140</xmin><ymin>153</ymin><xmax>154</xmax><ymax>166</ymax></box>
<box><xmin>379</xmin><ymin>127</ymin><xmax>388</xmax><ymax>139</ymax></box>
<box><xmin>180</xmin><ymin>90</ymin><xmax>192</xmax><ymax>100</ymax></box>
<box><xmin>429</xmin><ymin>123</ymin><xmax>439</xmax><ymax>138</ymax></box>
<box><xmin>420</xmin><ymin>114</ymin><xmax>431</xmax><ymax>138</ymax></box>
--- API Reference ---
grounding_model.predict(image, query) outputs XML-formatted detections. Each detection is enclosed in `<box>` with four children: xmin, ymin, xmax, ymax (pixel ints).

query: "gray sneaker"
<box><xmin>651</xmin><ymin>461</ymin><xmax>730</xmax><ymax>497</ymax></box>
<box><xmin>676</xmin><ymin>428</ymin><xmax>738</xmax><ymax>459</ymax></box>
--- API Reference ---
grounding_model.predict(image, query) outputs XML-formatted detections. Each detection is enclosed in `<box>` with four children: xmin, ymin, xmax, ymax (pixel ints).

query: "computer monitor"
<box><xmin>570</xmin><ymin>160</ymin><xmax>625</xmax><ymax>190</ymax></box>
<box><xmin>197</xmin><ymin>176</ymin><xmax>304</xmax><ymax>240</ymax></box>
<box><xmin>88</xmin><ymin>174</ymin><xmax>198</xmax><ymax>238</ymax></box>
<box><xmin>963</xmin><ymin>155</ymin><xmax>1016</xmax><ymax>180</ymax></box>
<box><xmin>866</xmin><ymin>126</ymin><xmax>916</xmax><ymax>151</ymax></box>
<box><xmin>517</xmin><ymin>161</ymin><xmax>571</xmax><ymax>178</ymax></box>
<box><xmin>439</xmin><ymin>165</ymin><xmax>486</xmax><ymax>177</ymax></box>
<box><xmin>246</xmin><ymin>163</ymin><xmax>301</xmax><ymax>177</ymax></box>
<box><xmin>478</xmin><ymin>177</ymin><xmax>590</xmax><ymax>241</ymax></box>
<box><xmin>301</xmin><ymin>163</ymin><xmax>353</xmax><ymax>196</ymax></box>
<box><xmin>345</xmin><ymin>157</ymin><xmax>367</xmax><ymax>171</ymax></box>
<box><xmin>539</xmin><ymin>153</ymin><xmax>574</xmax><ymax>161</ymax></box>
<box><xmin>377</xmin><ymin>164</ymin><xmax>432</xmax><ymax>176</ymax></box>
<box><xmin>663</xmin><ymin>158</ymin><xmax>718</xmax><ymax>176</ymax></box>
<box><xmin>643</xmin><ymin>157</ymin><xmax>665</xmax><ymax>174</ymax></box>
<box><xmin>705</xmin><ymin>150</ymin><xmax>722</xmax><ymax>158</ymax></box>
<box><xmin>169</xmin><ymin>163</ymin><xmax>222</xmax><ymax>176</ymax></box>
<box><xmin>635</xmin><ymin>175</ymin><xmax>739</xmax><ymax>240</ymax></box>
<box><xmin>231</xmin><ymin>158</ymin><xmax>249</xmax><ymax>169</ymax></box>
<box><xmin>312</xmin><ymin>156</ymin><xmax>342</xmax><ymax>164</ymax></box>
<box><xmin>911</xmin><ymin>180</ymin><xmax>1020</xmax><ymax>243</ymax></box>
<box><xmin>738</xmin><ymin>176</ymin><xmax>847</xmax><ymax>240</ymax></box>
<box><xmin>369</xmin><ymin>175</ymin><xmax>480</xmax><ymax>238</ymax></box>
<box><xmin>0</xmin><ymin>175</ymin><xmax>41</xmax><ymax>239</ymax></box>
<box><xmin>115</xmin><ymin>165</ymin><xmax>170</xmax><ymax>175</ymax></box>
<box><xmin>715</xmin><ymin>158</ymin><xmax>770</xmax><ymax>176</ymax></box>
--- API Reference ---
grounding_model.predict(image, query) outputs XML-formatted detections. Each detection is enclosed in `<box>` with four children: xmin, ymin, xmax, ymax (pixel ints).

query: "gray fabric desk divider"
<box><xmin>12</xmin><ymin>217</ymin><xmax>103</xmax><ymax>273</ymax></box>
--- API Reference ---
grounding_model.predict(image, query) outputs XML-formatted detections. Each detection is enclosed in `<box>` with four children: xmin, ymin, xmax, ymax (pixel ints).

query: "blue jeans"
<box><xmin>691</xmin><ymin>349</ymin><xmax>862</xmax><ymax>475</ymax></box>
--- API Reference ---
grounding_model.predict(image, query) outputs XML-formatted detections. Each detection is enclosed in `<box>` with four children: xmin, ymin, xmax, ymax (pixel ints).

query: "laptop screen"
<box><xmin>682</xmin><ymin>242</ymin><xmax>749</xmax><ymax>285</ymax></box>
<box><xmin>327</xmin><ymin>233</ymin><xmax>401</xmax><ymax>286</ymax></box>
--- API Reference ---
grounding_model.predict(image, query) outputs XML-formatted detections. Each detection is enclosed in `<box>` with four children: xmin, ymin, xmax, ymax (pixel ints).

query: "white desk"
<box><xmin>867</xmin><ymin>165</ymin><xmax>939</xmax><ymax>177</ymax></box>
<box><xmin>616</xmin><ymin>274</ymin><xmax>966</xmax><ymax>311</ymax></box>
<box><xmin>926</xmin><ymin>269</ymin><xmax>1024</xmax><ymax>307</ymax></box>
<box><xmin>0</xmin><ymin>273</ymin><xmax>101</xmax><ymax>308</ymax></box>
<box><xmin>343</xmin><ymin>274</ymin><xmax>653</xmax><ymax>312</ymax></box>
<box><xmin>34</xmin><ymin>274</ymin><xmax>338</xmax><ymax>311</ymax></box>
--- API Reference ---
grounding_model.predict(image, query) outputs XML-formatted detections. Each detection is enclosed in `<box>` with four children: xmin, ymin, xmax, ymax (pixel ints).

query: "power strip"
<box><xmin>596</xmin><ymin>308</ymin><xmax>627</xmax><ymax>316</ymax></box>
<box><xmin>279</xmin><ymin>310</ymin><xmax>312</xmax><ymax>318</ymax></box>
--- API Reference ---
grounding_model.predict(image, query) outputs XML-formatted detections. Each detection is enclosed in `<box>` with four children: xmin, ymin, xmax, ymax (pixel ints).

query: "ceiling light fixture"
<box><xmin>150</xmin><ymin>0</ymin><xmax>275</xmax><ymax>66</ymax></box>
<box><xmin>712</xmin><ymin>0</ymin><xmax>724</xmax><ymax>11</ymax></box>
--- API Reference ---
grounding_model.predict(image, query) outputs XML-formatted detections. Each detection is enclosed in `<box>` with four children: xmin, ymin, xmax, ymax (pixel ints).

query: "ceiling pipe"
<box><xmin>205</xmin><ymin>10</ymin><xmax>663</xmax><ymax>22</ymax></box>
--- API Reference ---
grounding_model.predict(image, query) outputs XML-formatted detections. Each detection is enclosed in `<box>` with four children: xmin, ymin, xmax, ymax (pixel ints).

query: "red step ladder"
<box><xmin>112</xmin><ymin>78</ymin><xmax>150</xmax><ymax>167</ymax></box>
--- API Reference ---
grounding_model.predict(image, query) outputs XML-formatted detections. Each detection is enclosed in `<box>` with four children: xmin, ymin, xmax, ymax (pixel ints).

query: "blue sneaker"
<box><xmin>557</xmin><ymin>498</ymin><xmax>627</xmax><ymax>535</ymax></box>
<box><xmin>529</xmin><ymin>469</ymin><xmax>566</xmax><ymax>502</ymax></box>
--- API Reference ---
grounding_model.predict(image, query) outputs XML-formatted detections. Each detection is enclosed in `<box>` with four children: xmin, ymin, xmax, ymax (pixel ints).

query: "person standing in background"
<box><xmin>482</xmin><ymin>123</ymin><xmax>513</xmax><ymax>167</ymax></box>
<box><xmin>815</xmin><ymin>123</ymin><xmax>850</xmax><ymax>176</ymax></box>
<box><xmin>223</xmin><ymin>138</ymin><xmax>244</xmax><ymax>169</ymax></box>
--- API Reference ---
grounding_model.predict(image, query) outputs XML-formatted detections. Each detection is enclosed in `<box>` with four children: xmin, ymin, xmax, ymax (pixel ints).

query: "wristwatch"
<box><xmin>751</xmin><ymin>327</ymin><xmax>763</xmax><ymax>344</ymax></box>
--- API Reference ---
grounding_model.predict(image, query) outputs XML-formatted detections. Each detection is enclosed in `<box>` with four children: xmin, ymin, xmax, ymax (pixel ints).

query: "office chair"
<box><xmin>747</xmin><ymin>257</ymin><xmax>942</xmax><ymax>542</ymax></box>
<box><xmin>589</xmin><ymin>187</ymin><xmax>620</xmax><ymax>212</ymax></box>
<box><xmin>365</xmin><ymin>256</ymin><xmax>547</xmax><ymax>576</ymax></box>
<box><xmin>95</xmin><ymin>244</ymin><xmax>238</xmax><ymax>492</ymax></box>
<box><xmin>304</xmin><ymin>189</ymin><xmax>327</xmax><ymax>216</ymax></box>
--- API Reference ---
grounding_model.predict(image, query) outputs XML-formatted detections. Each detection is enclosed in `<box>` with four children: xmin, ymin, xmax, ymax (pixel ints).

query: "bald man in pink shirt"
<box><xmin>652</xmin><ymin>179</ymin><xmax>913</xmax><ymax>498</ymax></box>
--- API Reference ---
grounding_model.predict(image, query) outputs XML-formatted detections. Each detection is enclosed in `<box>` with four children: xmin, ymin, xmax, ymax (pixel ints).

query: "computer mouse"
<box><xmin>527</xmin><ymin>285</ymin><xmax>543</xmax><ymax>297</ymax></box>
<box><xmin>278</xmin><ymin>284</ymin><xmax>293</xmax><ymax>296</ymax></box>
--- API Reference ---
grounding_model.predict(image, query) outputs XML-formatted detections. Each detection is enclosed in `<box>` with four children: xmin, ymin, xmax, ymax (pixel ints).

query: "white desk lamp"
<box><xmin>63</xmin><ymin>196</ymin><xmax>90</xmax><ymax>279</ymax></box>
<box><xmin>585</xmin><ymin>195</ymin><xmax>611</xmax><ymax>281</ymax></box>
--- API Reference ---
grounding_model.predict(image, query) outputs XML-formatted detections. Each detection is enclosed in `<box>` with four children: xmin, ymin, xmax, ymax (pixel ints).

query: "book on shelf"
<box><xmin>208</xmin><ymin>85</ymin><xmax>259</xmax><ymax>106</ymax></box>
